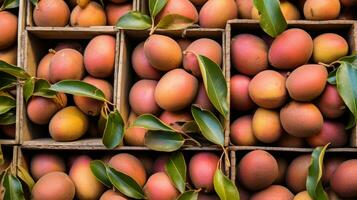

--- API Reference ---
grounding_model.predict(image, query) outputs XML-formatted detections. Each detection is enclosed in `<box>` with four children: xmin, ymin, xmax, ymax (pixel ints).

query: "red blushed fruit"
<box><xmin>306</xmin><ymin>121</ymin><xmax>347</xmax><ymax>148</ymax></box>
<box><xmin>230</xmin><ymin>75</ymin><xmax>255</xmax><ymax>111</ymax></box>
<box><xmin>230</xmin><ymin>115</ymin><xmax>257</xmax><ymax>146</ymax></box>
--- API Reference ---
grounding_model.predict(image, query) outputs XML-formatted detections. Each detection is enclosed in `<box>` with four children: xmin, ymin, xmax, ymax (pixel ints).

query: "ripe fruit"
<box><xmin>294</xmin><ymin>191</ymin><xmax>313</xmax><ymax>200</ymax></box>
<box><xmin>269</xmin><ymin>29</ymin><xmax>313</xmax><ymax>69</ymax></box>
<box><xmin>199</xmin><ymin>0</ymin><xmax>238</xmax><ymax>28</ymax></box>
<box><xmin>49</xmin><ymin>106</ymin><xmax>89</xmax><ymax>141</ymax></box>
<box><xmin>323</xmin><ymin>157</ymin><xmax>344</xmax><ymax>185</ymax></box>
<box><xmin>69</xmin><ymin>156</ymin><xmax>104</xmax><ymax>200</ymax></box>
<box><xmin>189</xmin><ymin>152</ymin><xmax>219</xmax><ymax>192</ymax></box>
<box><xmin>106</xmin><ymin>3</ymin><xmax>132</xmax><ymax>26</ymax></box>
<box><xmin>231</xmin><ymin>34</ymin><xmax>268</xmax><ymax>76</ymax></box>
<box><xmin>277</xmin><ymin>134</ymin><xmax>305</xmax><ymax>148</ymax></box>
<box><xmin>100</xmin><ymin>190</ymin><xmax>128</xmax><ymax>200</ymax></box>
<box><xmin>30</xmin><ymin>154</ymin><xmax>66</xmax><ymax>180</ymax></box>
<box><xmin>280</xmin><ymin>1</ymin><xmax>301</xmax><ymax>20</ymax></box>
<box><xmin>131</xmin><ymin>42</ymin><xmax>161</xmax><ymax>80</ymax></box>
<box><xmin>27</xmin><ymin>94</ymin><xmax>67</xmax><ymax>125</ymax></box>
<box><xmin>286</xmin><ymin>154</ymin><xmax>311</xmax><ymax>193</ymax></box>
<box><xmin>159</xmin><ymin>110</ymin><xmax>192</xmax><ymax>130</ymax></box>
<box><xmin>236</xmin><ymin>0</ymin><xmax>253</xmax><ymax>19</ymax></box>
<box><xmin>230</xmin><ymin>115</ymin><xmax>257</xmax><ymax>146</ymax></box>
<box><xmin>77</xmin><ymin>0</ymin><xmax>90</xmax><ymax>8</ymax></box>
<box><xmin>37</xmin><ymin>52</ymin><xmax>54</xmax><ymax>81</ymax></box>
<box><xmin>55</xmin><ymin>42</ymin><xmax>83</xmax><ymax>53</ymax></box>
<box><xmin>183</xmin><ymin>38</ymin><xmax>222</xmax><ymax>77</ymax></box>
<box><xmin>275</xmin><ymin>158</ymin><xmax>288</xmax><ymax>184</ymax></box>
<box><xmin>84</xmin><ymin>35</ymin><xmax>116</xmax><ymax>78</ymax></box>
<box><xmin>304</xmin><ymin>0</ymin><xmax>340</xmax><ymax>20</ymax></box>
<box><xmin>155</xmin><ymin>69</ymin><xmax>198</xmax><ymax>111</ymax></box>
<box><xmin>307</xmin><ymin>121</ymin><xmax>347</xmax><ymax>147</ymax></box>
<box><xmin>156</xmin><ymin>0</ymin><xmax>198</xmax><ymax>23</ymax></box>
<box><xmin>0</xmin><ymin>11</ymin><xmax>18</xmax><ymax>50</ymax></box>
<box><xmin>194</xmin><ymin>83</ymin><xmax>214</xmax><ymax>111</ymax></box>
<box><xmin>49</xmin><ymin>48</ymin><xmax>85</xmax><ymax>83</ymax></box>
<box><xmin>32</xmin><ymin>0</ymin><xmax>69</xmax><ymax>27</ymax></box>
<box><xmin>252</xmin><ymin>108</ymin><xmax>282</xmax><ymax>143</ymax></box>
<box><xmin>331</xmin><ymin>159</ymin><xmax>357</xmax><ymax>198</ymax></box>
<box><xmin>250</xmin><ymin>185</ymin><xmax>294</xmax><ymax>200</ymax></box>
<box><xmin>286</xmin><ymin>64</ymin><xmax>328</xmax><ymax>101</ymax></box>
<box><xmin>230</xmin><ymin>75</ymin><xmax>255</xmax><ymax>111</ymax></box>
<box><xmin>32</xmin><ymin>172</ymin><xmax>75</xmax><ymax>200</ymax></box>
<box><xmin>317</xmin><ymin>84</ymin><xmax>346</xmax><ymax>119</ymax></box>
<box><xmin>313</xmin><ymin>33</ymin><xmax>348</xmax><ymax>64</ymax></box>
<box><xmin>280</xmin><ymin>102</ymin><xmax>323</xmax><ymax>138</ymax></box>
<box><xmin>144</xmin><ymin>172</ymin><xmax>180</xmax><ymax>200</ymax></box>
<box><xmin>74</xmin><ymin>76</ymin><xmax>113</xmax><ymax>116</ymax></box>
<box><xmin>124</xmin><ymin>112</ymin><xmax>146</xmax><ymax>146</ymax></box>
<box><xmin>248</xmin><ymin>70</ymin><xmax>287</xmax><ymax>109</ymax></box>
<box><xmin>129</xmin><ymin>80</ymin><xmax>160</xmax><ymax>115</ymax></box>
<box><xmin>70</xmin><ymin>2</ymin><xmax>106</xmax><ymax>27</ymax></box>
<box><xmin>144</xmin><ymin>34</ymin><xmax>182</xmax><ymax>71</ymax></box>
<box><xmin>177</xmin><ymin>39</ymin><xmax>191</xmax><ymax>52</ymax></box>
<box><xmin>152</xmin><ymin>155</ymin><xmax>169</xmax><ymax>173</ymax></box>
<box><xmin>238</xmin><ymin>150</ymin><xmax>278</xmax><ymax>191</ymax></box>
<box><xmin>0</xmin><ymin>45</ymin><xmax>17</xmax><ymax>65</ymax></box>
<box><xmin>109</xmin><ymin>153</ymin><xmax>147</xmax><ymax>186</ymax></box>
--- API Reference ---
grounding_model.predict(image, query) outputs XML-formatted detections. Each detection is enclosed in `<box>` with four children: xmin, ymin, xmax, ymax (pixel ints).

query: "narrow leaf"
<box><xmin>116</xmin><ymin>11</ymin><xmax>152</xmax><ymax>30</ymax></box>
<box><xmin>106</xmin><ymin>166</ymin><xmax>146</xmax><ymax>199</ymax></box>
<box><xmin>3</xmin><ymin>172</ymin><xmax>25</xmax><ymax>200</ymax></box>
<box><xmin>214</xmin><ymin>169</ymin><xmax>240</xmax><ymax>200</ymax></box>
<box><xmin>17</xmin><ymin>166</ymin><xmax>35</xmax><ymax>190</ymax></box>
<box><xmin>165</xmin><ymin>152</ymin><xmax>186</xmax><ymax>193</ymax></box>
<box><xmin>196</xmin><ymin>55</ymin><xmax>228</xmax><ymax>118</ymax></box>
<box><xmin>149</xmin><ymin>0</ymin><xmax>168</xmax><ymax>18</ymax></box>
<box><xmin>156</xmin><ymin>14</ymin><xmax>195</xmax><ymax>30</ymax></box>
<box><xmin>176</xmin><ymin>190</ymin><xmax>199</xmax><ymax>200</ymax></box>
<box><xmin>253</xmin><ymin>0</ymin><xmax>287</xmax><ymax>37</ymax></box>
<box><xmin>49</xmin><ymin>80</ymin><xmax>106</xmax><ymax>101</ymax></box>
<box><xmin>90</xmin><ymin>160</ymin><xmax>112</xmax><ymax>188</ymax></box>
<box><xmin>132</xmin><ymin>114</ymin><xmax>175</xmax><ymax>132</ymax></box>
<box><xmin>32</xmin><ymin>79</ymin><xmax>57</xmax><ymax>98</ymax></box>
<box><xmin>23</xmin><ymin>77</ymin><xmax>35</xmax><ymax>103</ymax></box>
<box><xmin>328</xmin><ymin>69</ymin><xmax>337</xmax><ymax>85</ymax></box>
<box><xmin>0</xmin><ymin>60</ymin><xmax>31</xmax><ymax>80</ymax></box>
<box><xmin>191</xmin><ymin>105</ymin><xmax>224</xmax><ymax>146</ymax></box>
<box><xmin>0</xmin><ymin>72</ymin><xmax>16</xmax><ymax>90</ymax></box>
<box><xmin>30</xmin><ymin>0</ymin><xmax>38</xmax><ymax>6</ymax></box>
<box><xmin>0</xmin><ymin>109</ymin><xmax>16</xmax><ymax>125</ymax></box>
<box><xmin>1</xmin><ymin>0</ymin><xmax>19</xmax><ymax>10</ymax></box>
<box><xmin>0</xmin><ymin>96</ymin><xmax>15</xmax><ymax>115</ymax></box>
<box><xmin>306</xmin><ymin>144</ymin><xmax>329</xmax><ymax>200</ymax></box>
<box><xmin>102</xmin><ymin>109</ymin><xmax>125</xmax><ymax>149</ymax></box>
<box><xmin>145</xmin><ymin>130</ymin><xmax>184</xmax><ymax>152</ymax></box>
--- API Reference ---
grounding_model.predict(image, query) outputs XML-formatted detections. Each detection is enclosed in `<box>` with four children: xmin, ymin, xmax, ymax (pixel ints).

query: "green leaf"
<box><xmin>0</xmin><ymin>145</ymin><xmax>4</xmax><ymax>165</ymax></box>
<box><xmin>339</xmin><ymin>54</ymin><xmax>357</xmax><ymax>66</ymax></box>
<box><xmin>346</xmin><ymin>111</ymin><xmax>356</xmax><ymax>130</ymax></box>
<box><xmin>30</xmin><ymin>0</ymin><xmax>38</xmax><ymax>6</ymax></box>
<box><xmin>106</xmin><ymin>166</ymin><xmax>146</xmax><ymax>199</ymax></box>
<box><xmin>253</xmin><ymin>0</ymin><xmax>287</xmax><ymax>37</ymax></box>
<box><xmin>0</xmin><ymin>109</ymin><xmax>16</xmax><ymax>125</ymax></box>
<box><xmin>336</xmin><ymin>62</ymin><xmax>357</xmax><ymax>119</ymax></box>
<box><xmin>90</xmin><ymin>160</ymin><xmax>112</xmax><ymax>188</ymax></box>
<box><xmin>32</xmin><ymin>79</ymin><xmax>57</xmax><ymax>98</ymax></box>
<box><xmin>0</xmin><ymin>72</ymin><xmax>16</xmax><ymax>91</ymax></box>
<box><xmin>116</xmin><ymin>11</ymin><xmax>152</xmax><ymax>30</ymax></box>
<box><xmin>132</xmin><ymin>114</ymin><xmax>175</xmax><ymax>132</ymax></box>
<box><xmin>149</xmin><ymin>0</ymin><xmax>168</xmax><ymax>18</ymax></box>
<box><xmin>0</xmin><ymin>96</ymin><xmax>15</xmax><ymax>115</ymax></box>
<box><xmin>49</xmin><ymin>80</ymin><xmax>106</xmax><ymax>102</ymax></box>
<box><xmin>3</xmin><ymin>172</ymin><xmax>25</xmax><ymax>200</ymax></box>
<box><xmin>191</xmin><ymin>105</ymin><xmax>224</xmax><ymax>146</ymax></box>
<box><xmin>1</xmin><ymin>0</ymin><xmax>19</xmax><ymax>10</ymax></box>
<box><xmin>196</xmin><ymin>55</ymin><xmax>228</xmax><ymax>118</ymax></box>
<box><xmin>102</xmin><ymin>109</ymin><xmax>125</xmax><ymax>149</ymax></box>
<box><xmin>165</xmin><ymin>152</ymin><xmax>186</xmax><ymax>193</ymax></box>
<box><xmin>214</xmin><ymin>169</ymin><xmax>240</xmax><ymax>200</ymax></box>
<box><xmin>99</xmin><ymin>0</ymin><xmax>104</xmax><ymax>7</ymax></box>
<box><xmin>181</xmin><ymin>121</ymin><xmax>199</xmax><ymax>133</ymax></box>
<box><xmin>17</xmin><ymin>166</ymin><xmax>35</xmax><ymax>190</ymax></box>
<box><xmin>0</xmin><ymin>60</ymin><xmax>31</xmax><ymax>80</ymax></box>
<box><xmin>156</xmin><ymin>14</ymin><xmax>195</xmax><ymax>30</ymax></box>
<box><xmin>23</xmin><ymin>77</ymin><xmax>35</xmax><ymax>103</ymax></box>
<box><xmin>328</xmin><ymin>69</ymin><xmax>337</xmax><ymax>85</ymax></box>
<box><xmin>306</xmin><ymin>144</ymin><xmax>329</xmax><ymax>200</ymax></box>
<box><xmin>145</xmin><ymin>130</ymin><xmax>184</xmax><ymax>152</ymax></box>
<box><xmin>176</xmin><ymin>190</ymin><xmax>199</xmax><ymax>200</ymax></box>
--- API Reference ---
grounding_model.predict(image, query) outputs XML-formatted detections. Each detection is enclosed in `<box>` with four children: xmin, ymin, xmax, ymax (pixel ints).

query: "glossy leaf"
<box><xmin>176</xmin><ymin>190</ymin><xmax>199</xmax><ymax>200</ymax></box>
<box><xmin>339</xmin><ymin>54</ymin><xmax>357</xmax><ymax>66</ymax></box>
<box><xmin>0</xmin><ymin>109</ymin><xmax>16</xmax><ymax>125</ymax></box>
<box><xmin>3</xmin><ymin>172</ymin><xmax>25</xmax><ymax>200</ymax></box>
<box><xmin>0</xmin><ymin>96</ymin><xmax>15</xmax><ymax>115</ymax></box>
<box><xmin>0</xmin><ymin>72</ymin><xmax>16</xmax><ymax>90</ymax></box>
<box><xmin>90</xmin><ymin>160</ymin><xmax>112</xmax><ymax>187</ymax></box>
<box><xmin>328</xmin><ymin>69</ymin><xmax>337</xmax><ymax>85</ymax></box>
<box><xmin>149</xmin><ymin>0</ymin><xmax>168</xmax><ymax>18</ymax></box>
<box><xmin>156</xmin><ymin>14</ymin><xmax>195</xmax><ymax>30</ymax></box>
<box><xmin>191</xmin><ymin>105</ymin><xmax>224</xmax><ymax>146</ymax></box>
<box><xmin>102</xmin><ymin>109</ymin><xmax>125</xmax><ymax>149</ymax></box>
<box><xmin>132</xmin><ymin>114</ymin><xmax>175</xmax><ymax>132</ymax></box>
<box><xmin>106</xmin><ymin>166</ymin><xmax>146</xmax><ymax>199</ymax></box>
<box><xmin>1</xmin><ymin>0</ymin><xmax>19</xmax><ymax>10</ymax></box>
<box><xmin>116</xmin><ymin>11</ymin><xmax>152</xmax><ymax>30</ymax></box>
<box><xmin>17</xmin><ymin>166</ymin><xmax>35</xmax><ymax>190</ymax></box>
<box><xmin>145</xmin><ymin>130</ymin><xmax>184</xmax><ymax>152</ymax></box>
<box><xmin>49</xmin><ymin>80</ymin><xmax>106</xmax><ymax>101</ymax></box>
<box><xmin>214</xmin><ymin>169</ymin><xmax>240</xmax><ymax>200</ymax></box>
<box><xmin>165</xmin><ymin>152</ymin><xmax>186</xmax><ymax>193</ymax></box>
<box><xmin>181</xmin><ymin>121</ymin><xmax>199</xmax><ymax>133</ymax></box>
<box><xmin>0</xmin><ymin>60</ymin><xmax>30</xmax><ymax>80</ymax></box>
<box><xmin>253</xmin><ymin>0</ymin><xmax>287</xmax><ymax>37</ymax></box>
<box><xmin>23</xmin><ymin>77</ymin><xmax>35</xmax><ymax>103</ymax></box>
<box><xmin>306</xmin><ymin>144</ymin><xmax>329</xmax><ymax>200</ymax></box>
<box><xmin>196</xmin><ymin>55</ymin><xmax>228</xmax><ymax>118</ymax></box>
<box><xmin>33</xmin><ymin>79</ymin><xmax>57</xmax><ymax>98</ymax></box>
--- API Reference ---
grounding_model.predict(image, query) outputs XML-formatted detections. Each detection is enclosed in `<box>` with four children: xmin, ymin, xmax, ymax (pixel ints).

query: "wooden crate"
<box><xmin>0</xmin><ymin>145</ymin><xmax>18</xmax><ymax>176</ymax></box>
<box><xmin>226</xmin><ymin>19</ymin><xmax>357</xmax><ymax>147</ymax></box>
